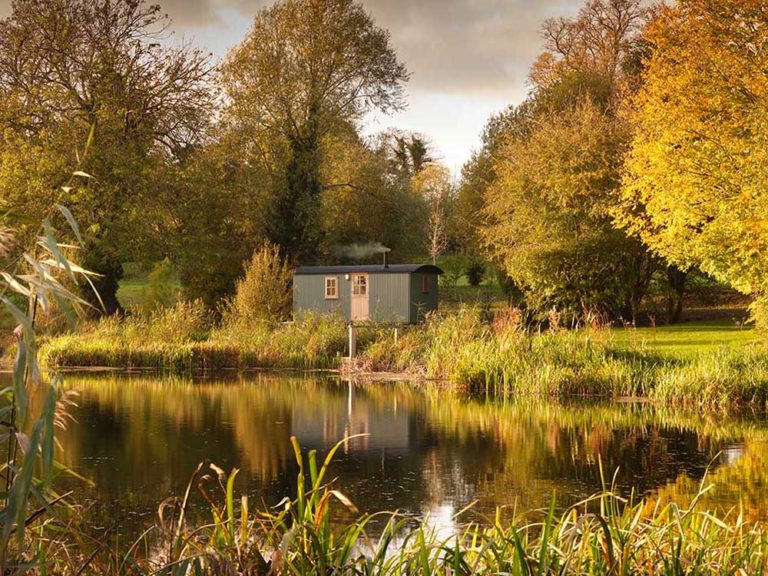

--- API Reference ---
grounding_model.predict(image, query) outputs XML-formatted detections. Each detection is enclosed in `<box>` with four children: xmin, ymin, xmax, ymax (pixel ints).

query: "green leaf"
<box><xmin>56</xmin><ymin>205</ymin><xmax>83</xmax><ymax>246</ymax></box>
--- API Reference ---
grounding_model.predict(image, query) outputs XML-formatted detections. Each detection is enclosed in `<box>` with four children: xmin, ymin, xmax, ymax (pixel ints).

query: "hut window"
<box><xmin>352</xmin><ymin>274</ymin><xmax>367</xmax><ymax>296</ymax></box>
<box><xmin>421</xmin><ymin>274</ymin><xmax>430</xmax><ymax>294</ymax></box>
<box><xmin>325</xmin><ymin>276</ymin><xmax>339</xmax><ymax>299</ymax></box>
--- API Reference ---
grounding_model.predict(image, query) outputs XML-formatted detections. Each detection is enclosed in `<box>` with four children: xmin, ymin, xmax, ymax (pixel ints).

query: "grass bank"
<box><xmin>38</xmin><ymin>304</ymin><xmax>768</xmax><ymax>411</ymax></box>
<box><xmin>40</xmin><ymin>301</ymin><xmax>376</xmax><ymax>372</ymax></box>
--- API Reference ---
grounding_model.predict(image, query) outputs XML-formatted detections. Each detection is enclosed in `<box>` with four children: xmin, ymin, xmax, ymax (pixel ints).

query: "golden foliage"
<box><xmin>619</xmin><ymin>0</ymin><xmax>768</xmax><ymax>311</ymax></box>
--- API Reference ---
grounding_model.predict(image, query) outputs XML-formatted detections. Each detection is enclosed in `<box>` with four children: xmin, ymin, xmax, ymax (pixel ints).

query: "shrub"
<box><xmin>466</xmin><ymin>258</ymin><xmax>485</xmax><ymax>286</ymax></box>
<box><xmin>147</xmin><ymin>299</ymin><xmax>211</xmax><ymax>344</ymax></box>
<box><xmin>231</xmin><ymin>243</ymin><xmax>292</xmax><ymax>325</ymax></box>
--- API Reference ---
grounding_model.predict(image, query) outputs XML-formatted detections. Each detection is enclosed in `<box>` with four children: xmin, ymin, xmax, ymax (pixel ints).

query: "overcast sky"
<box><xmin>0</xmin><ymin>0</ymin><xmax>580</xmax><ymax>173</ymax></box>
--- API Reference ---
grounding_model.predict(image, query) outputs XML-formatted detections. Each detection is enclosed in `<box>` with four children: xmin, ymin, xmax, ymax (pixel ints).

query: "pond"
<box><xmin>43</xmin><ymin>372</ymin><xmax>768</xmax><ymax>537</ymax></box>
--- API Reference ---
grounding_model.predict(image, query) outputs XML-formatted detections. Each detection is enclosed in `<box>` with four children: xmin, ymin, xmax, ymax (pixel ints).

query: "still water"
<box><xmin>50</xmin><ymin>372</ymin><xmax>768</xmax><ymax>535</ymax></box>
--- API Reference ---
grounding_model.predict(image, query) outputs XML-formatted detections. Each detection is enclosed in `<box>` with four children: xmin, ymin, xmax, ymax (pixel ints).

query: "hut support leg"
<box><xmin>348</xmin><ymin>323</ymin><xmax>356</xmax><ymax>359</ymax></box>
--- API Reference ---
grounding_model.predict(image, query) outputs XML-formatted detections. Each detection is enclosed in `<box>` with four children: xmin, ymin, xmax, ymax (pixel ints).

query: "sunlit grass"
<box><xmin>612</xmin><ymin>319</ymin><xmax>759</xmax><ymax>359</ymax></box>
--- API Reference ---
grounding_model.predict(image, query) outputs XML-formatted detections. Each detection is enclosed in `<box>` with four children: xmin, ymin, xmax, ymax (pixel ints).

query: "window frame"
<box><xmin>421</xmin><ymin>274</ymin><xmax>430</xmax><ymax>294</ymax></box>
<box><xmin>352</xmin><ymin>274</ymin><xmax>368</xmax><ymax>296</ymax></box>
<box><xmin>324</xmin><ymin>276</ymin><xmax>339</xmax><ymax>300</ymax></box>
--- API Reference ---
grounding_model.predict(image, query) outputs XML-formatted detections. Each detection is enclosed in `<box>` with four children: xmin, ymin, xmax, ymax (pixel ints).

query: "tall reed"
<box><xmin>40</xmin><ymin>305</ymin><xmax>768</xmax><ymax>411</ymax></box>
<box><xmin>48</xmin><ymin>438</ymin><xmax>768</xmax><ymax>575</ymax></box>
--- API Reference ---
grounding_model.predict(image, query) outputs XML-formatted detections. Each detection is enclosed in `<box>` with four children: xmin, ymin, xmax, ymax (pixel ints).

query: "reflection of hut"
<box><xmin>291</xmin><ymin>383</ymin><xmax>410</xmax><ymax>451</ymax></box>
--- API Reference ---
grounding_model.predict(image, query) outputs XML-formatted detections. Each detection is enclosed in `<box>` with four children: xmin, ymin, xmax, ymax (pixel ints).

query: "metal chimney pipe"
<box><xmin>383</xmin><ymin>250</ymin><xmax>389</xmax><ymax>268</ymax></box>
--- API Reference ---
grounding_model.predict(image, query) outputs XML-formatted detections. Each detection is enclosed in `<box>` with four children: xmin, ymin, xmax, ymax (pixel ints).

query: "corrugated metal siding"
<box><xmin>409</xmin><ymin>273</ymin><xmax>439</xmax><ymax>323</ymax></box>
<box><xmin>294</xmin><ymin>271</ymin><xmax>439</xmax><ymax>323</ymax></box>
<box><xmin>293</xmin><ymin>274</ymin><xmax>349</xmax><ymax>320</ymax></box>
<box><xmin>369</xmin><ymin>273</ymin><xmax>410</xmax><ymax>323</ymax></box>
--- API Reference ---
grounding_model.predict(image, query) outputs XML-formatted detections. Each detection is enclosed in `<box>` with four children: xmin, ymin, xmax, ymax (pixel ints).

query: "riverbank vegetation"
<box><xmin>39</xmin><ymin>305</ymin><xmax>766</xmax><ymax>411</ymax></box>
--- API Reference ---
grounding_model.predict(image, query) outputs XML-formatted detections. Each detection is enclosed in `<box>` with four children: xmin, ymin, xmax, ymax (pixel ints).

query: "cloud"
<box><xmin>0</xmin><ymin>0</ymin><xmax>582</xmax><ymax>169</ymax></box>
<box><xmin>0</xmin><ymin>0</ymin><xmax>579</xmax><ymax>94</ymax></box>
<box><xmin>126</xmin><ymin>0</ymin><xmax>579</xmax><ymax>95</ymax></box>
<box><xmin>362</xmin><ymin>0</ymin><xmax>577</xmax><ymax>94</ymax></box>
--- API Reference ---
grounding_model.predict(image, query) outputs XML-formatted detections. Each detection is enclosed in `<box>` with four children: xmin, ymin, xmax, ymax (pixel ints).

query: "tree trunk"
<box><xmin>623</xmin><ymin>251</ymin><xmax>655</xmax><ymax>326</ymax></box>
<box><xmin>82</xmin><ymin>242</ymin><xmax>125</xmax><ymax>316</ymax></box>
<box><xmin>666</xmin><ymin>266</ymin><xmax>687</xmax><ymax>324</ymax></box>
<box><xmin>271</xmin><ymin>125</ymin><xmax>323</xmax><ymax>264</ymax></box>
<box><xmin>89</xmin><ymin>273</ymin><xmax>123</xmax><ymax>316</ymax></box>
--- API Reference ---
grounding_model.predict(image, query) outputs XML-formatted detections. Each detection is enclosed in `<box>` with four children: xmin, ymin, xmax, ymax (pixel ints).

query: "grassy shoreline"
<box><xmin>37</xmin><ymin>305</ymin><xmax>767</xmax><ymax>411</ymax></box>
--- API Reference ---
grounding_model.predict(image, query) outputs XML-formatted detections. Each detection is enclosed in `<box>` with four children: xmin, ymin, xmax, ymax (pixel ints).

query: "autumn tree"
<box><xmin>454</xmin><ymin>104</ymin><xmax>534</xmax><ymax>282</ymax></box>
<box><xmin>220</xmin><ymin>0</ymin><xmax>409</xmax><ymax>263</ymax></box>
<box><xmin>618</xmin><ymin>0</ymin><xmax>768</xmax><ymax>323</ymax></box>
<box><xmin>0</xmin><ymin>0</ymin><xmax>213</xmax><ymax>313</ymax></box>
<box><xmin>475</xmin><ymin>0</ymin><xmax>654</xmax><ymax>321</ymax></box>
<box><xmin>482</xmin><ymin>100</ymin><xmax>648</xmax><ymax>320</ymax></box>
<box><xmin>531</xmin><ymin>0</ymin><xmax>647</xmax><ymax>92</ymax></box>
<box><xmin>319</xmin><ymin>124</ymin><xmax>426</xmax><ymax>261</ymax></box>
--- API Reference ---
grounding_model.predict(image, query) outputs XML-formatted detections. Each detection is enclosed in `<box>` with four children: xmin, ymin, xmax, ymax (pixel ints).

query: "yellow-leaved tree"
<box><xmin>618</xmin><ymin>0</ymin><xmax>768</xmax><ymax>323</ymax></box>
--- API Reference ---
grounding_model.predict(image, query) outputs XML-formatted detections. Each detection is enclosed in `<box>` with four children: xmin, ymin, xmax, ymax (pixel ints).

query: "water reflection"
<box><xmin>48</xmin><ymin>373</ymin><xmax>768</xmax><ymax>536</ymax></box>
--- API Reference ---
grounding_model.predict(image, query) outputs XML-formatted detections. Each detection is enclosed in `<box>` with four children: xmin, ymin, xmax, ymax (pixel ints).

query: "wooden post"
<box><xmin>393</xmin><ymin>326</ymin><xmax>399</xmax><ymax>345</ymax></box>
<box><xmin>348</xmin><ymin>322</ymin><xmax>356</xmax><ymax>359</ymax></box>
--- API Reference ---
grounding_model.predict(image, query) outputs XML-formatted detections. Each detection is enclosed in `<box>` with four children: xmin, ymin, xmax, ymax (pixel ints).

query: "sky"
<box><xmin>0</xmin><ymin>0</ymin><xmax>581</xmax><ymax>173</ymax></box>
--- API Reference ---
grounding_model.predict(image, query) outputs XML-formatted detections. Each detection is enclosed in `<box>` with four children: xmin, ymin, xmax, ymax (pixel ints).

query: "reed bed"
<box><xmin>40</xmin><ymin>303</ymin><xmax>382</xmax><ymax>371</ymax></box>
<box><xmin>26</xmin><ymin>437</ymin><xmax>768</xmax><ymax>575</ymax></box>
<box><xmin>39</xmin><ymin>305</ymin><xmax>768</xmax><ymax>411</ymax></box>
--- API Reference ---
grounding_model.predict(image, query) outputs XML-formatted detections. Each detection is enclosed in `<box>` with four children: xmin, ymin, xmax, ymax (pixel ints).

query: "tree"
<box><xmin>320</xmin><ymin>125</ymin><xmax>426</xmax><ymax>261</ymax></box>
<box><xmin>467</xmin><ymin>0</ymin><xmax>657</xmax><ymax>322</ymax></box>
<box><xmin>455</xmin><ymin>104</ymin><xmax>533</xmax><ymax>258</ymax></box>
<box><xmin>389</xmin><ymin>133</ymin><xmax>433</xmax><ymax>177</ymax></box>
<box><xmin>618</xmin><ymin>0</ymin><xmax>768</xmax><ymax>323</ymax></box>
<box><xmin>531</xmin><ymin>0</ymin><xmax>647</xmax><ymax>92</ymax></box>
<box><xmin>0</xmin><ymin>0</ymin><xmax>213</xmax><ymax>314</ymax></box>
<box><xmin>482</xmin><ymin>99</ymin><xmax>649</xmax><ymax>321</ymax></box>
<box><xmin>413</xmin><ymin>163</ymin><xmax>453</xmax><ymax>264</ymax></box>
<box><xmin>220</xmin><ymin>0</ymin><xmax>408</xmax><ymax>263</ymax></box>
<box><xmin>168</xmin><ymin>133</ymin><xmax>273</xmax><ymax>307</ymax></box>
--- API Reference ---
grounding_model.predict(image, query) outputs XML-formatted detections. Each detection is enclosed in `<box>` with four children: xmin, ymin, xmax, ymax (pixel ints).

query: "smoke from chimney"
<box><xmin>333</xmin><ymin>242</ymin><xmax>391</xmax><ymax>260</ymax></box>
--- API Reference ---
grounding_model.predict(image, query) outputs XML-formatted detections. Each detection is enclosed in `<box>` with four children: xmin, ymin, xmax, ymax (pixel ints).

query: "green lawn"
<box><xmin>611</xmin><ymin>319</ymin><xmax>760</xmax><ymax>359</ymax></box>
<box><xmin>117</xmin><ymin>268</ymin><xmax>182</xmax><ymax>310</ymax></box>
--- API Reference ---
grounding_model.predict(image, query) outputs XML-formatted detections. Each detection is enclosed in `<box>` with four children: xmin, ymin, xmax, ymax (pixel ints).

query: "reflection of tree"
<box><xmin>649</xmin><ymin>438</ymin><xmax>768</xmax><ymax>522</ymax></box>
<box><xmin>58</xmin><ymin>373</ymin><xmax>319</xmax><ymax>484</ymax></box>
<box><xmin>416</xmin><ymin>392</ymin><xmax>765</xmax><ymax>516</ymax></box>
<box><xmin>47</xmin><ymin>374</ymin><xmax>768</xmax><ymax>540</ymax></box>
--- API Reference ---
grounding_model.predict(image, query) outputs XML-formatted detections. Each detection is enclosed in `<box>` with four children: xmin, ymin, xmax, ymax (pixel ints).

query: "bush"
<box><xmin>231</xmin><ymin>243</ymin><xmax>292</xmax><ymax>325</ymax></box>
<box><xmin>466</xmin><ymin>259</ymin><xmax>485</xmax><ymax>286</ymax></box>
<box><xmin>147</xmin><ymin>299</ymin><xmax>211</xmax><ymax>344</ymax></box>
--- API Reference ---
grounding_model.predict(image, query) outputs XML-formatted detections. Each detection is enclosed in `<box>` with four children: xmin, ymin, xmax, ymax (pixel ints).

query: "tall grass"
<box><xmin>360</xmin><ymin>308</ymin><xmax>768</xmax><ymax>411</ymax></box>
<box><xmin>40</xmin><ymin>305</ymin><xmax>768</xmax><ymax>410</ymax></box>
<box><xmin>30</xmin><ymin>437</ymin><xmax>768</xmax><ymax>575</ymax></box>
<box><xmin>0</xmin><ymin>211</ymin><xmax>94</xmax><ymax>572</ymax></box>
<box><xmin>41</xmin><ymin>307</ymin><xmax>385</xmax><ymax>372</ymax></box>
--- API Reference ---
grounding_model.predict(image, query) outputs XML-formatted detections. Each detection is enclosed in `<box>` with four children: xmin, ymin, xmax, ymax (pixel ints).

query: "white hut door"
<box><xmin>351</xmin><ymin>273</ymin><xmax>369</xmax><ymax>321</ymax></box>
